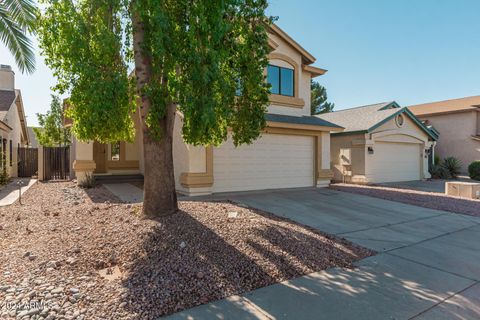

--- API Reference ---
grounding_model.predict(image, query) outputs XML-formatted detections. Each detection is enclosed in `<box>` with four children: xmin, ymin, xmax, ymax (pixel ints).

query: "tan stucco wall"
<box><xmin>419</xmin><ymin>111</ymin><xmax>479</xmax><ymax>172</ymax></box>
<box><xmin>331</xmin><ymin>114</ymin><xmax>433</xmax><ymax>183</ymax></box>
<box><xmin>4</xmin><ymin>98</ymin><xmax>23</xmax><ymax>177</ymax></box>
<box><xmin>266</xmin><ymin>33</ymin><xmax>311</xmax><ymax>117</ymax></box>
<box><xmin>330</xmin><ymin>133</ymin><xmax>367</xmax><ymax>182</ymax></box>
<box><xmin>0</xmin><ymin>69</ymin><xmax>14</xmax><ymax>90</ymax></box>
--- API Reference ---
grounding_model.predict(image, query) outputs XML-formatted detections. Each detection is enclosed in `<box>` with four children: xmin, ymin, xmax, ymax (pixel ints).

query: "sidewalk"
<box><xmin>0</xmin><ymin>178</ymin><xmax>37</xmax><ymax>206</ymax></box>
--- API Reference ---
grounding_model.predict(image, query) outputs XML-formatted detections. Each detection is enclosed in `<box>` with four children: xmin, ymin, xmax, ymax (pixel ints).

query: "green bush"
<box><xmin>468</xmin><ymin>161</ymin><xmax>480</xmax><ymax>180</ymax></box>
<box><xmin>434</xmin><ymin>154</ymin><xmax>440</xmax><ymax>166</ymax></box>
<box><xmin>79</xmin><ymin>173</ymin><xmax>96</xmax><ymax>188</ymax></box>
<box><xmin>442</xmin><ymin>157</ymin><xmax>462</xmax><ymax>178</ymax></box>
<box><xmin>430</xmin><ymin>164</ymin><xmax>452</xmax><ymax>179</ymax></box>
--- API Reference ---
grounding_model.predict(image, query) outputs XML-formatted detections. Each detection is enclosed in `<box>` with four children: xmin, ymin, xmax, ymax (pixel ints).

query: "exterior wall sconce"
<box><xmin>368</xmin><ymin>147</ymin><xmax>374</xmax><ymax>154</ymax></box>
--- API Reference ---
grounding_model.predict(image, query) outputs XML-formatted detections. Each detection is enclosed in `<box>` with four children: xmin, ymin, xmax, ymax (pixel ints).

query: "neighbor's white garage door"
<box><xmin>213</xmin><ymin>134</ymin><xmax>314</xmax><ymax>193</ymax></box>
<box><xmin>370</xmin><ymin>142</ymin><xmax>421</xmax><ymax>183</ymax></box>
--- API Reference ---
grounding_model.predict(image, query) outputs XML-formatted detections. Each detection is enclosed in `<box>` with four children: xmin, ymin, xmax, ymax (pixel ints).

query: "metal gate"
<box><xmin>43</xmin><ymin>146</ymin><xmax>70</xmax><ymax>180</ymax></box>
<box><xmin>18</xmin><ymin>147</ymin><xmax>38</xmax><ymax>177</ymax></box>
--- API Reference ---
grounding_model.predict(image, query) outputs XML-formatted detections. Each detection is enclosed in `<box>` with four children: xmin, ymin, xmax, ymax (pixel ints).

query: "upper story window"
<box><xmin>267</xmin><ymin>64</ymin><xmax>294</xmax><ymax>97</ymax></box>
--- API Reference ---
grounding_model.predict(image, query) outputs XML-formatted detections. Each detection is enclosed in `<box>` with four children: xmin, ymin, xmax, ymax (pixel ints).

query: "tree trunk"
<box><xmin>132</xmin><ymin>9</ymin><xmax>178</xmax><ymax>216</ymax></box>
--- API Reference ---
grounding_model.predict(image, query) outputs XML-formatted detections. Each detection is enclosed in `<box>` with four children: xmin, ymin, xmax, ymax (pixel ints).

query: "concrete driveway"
<box><xmin>168</xmin><ymin>188</ymin><xmax>480</xmax><ymax>320</ymax></box>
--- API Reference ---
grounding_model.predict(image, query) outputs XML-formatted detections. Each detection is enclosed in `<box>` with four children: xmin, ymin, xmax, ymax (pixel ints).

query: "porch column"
<box><xmin>72</xmin><ymin>140</ymin><xmax>96</xmax><ymax>185</ymax></box>
<box><xmin>316</xmin><ymin>132</ymin><xmax>333</xmax><ymax>187</ymax></box>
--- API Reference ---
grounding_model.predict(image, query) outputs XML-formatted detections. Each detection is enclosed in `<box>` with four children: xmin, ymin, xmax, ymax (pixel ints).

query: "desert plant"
<box><xmin>0</xmin><ymin>151</ymin><xmax>9</xmax><ymax>186</ymax></box>
<box><xmin>78</xmin><ymin>173</ymin><xmax>95</xmax><ymax>189</ymax></box>
<box><xmin>468</xmin><ymin>161</ymin><xmax>480</xmax><ymax>181</ymax></box>
<box><xmin>441</xmin><ymin>156</ymin><xmax>462</xmax><ymax>178</ymax></box>
<box><xmin>429</xmin><ymin>164</ymin><xmax>452</xmax><ymax>179</ymax></box>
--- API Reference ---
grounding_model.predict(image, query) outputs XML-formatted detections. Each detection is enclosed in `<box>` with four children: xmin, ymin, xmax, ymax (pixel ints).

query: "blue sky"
<box><xmin>1</xmin><ymin>0</ymin><xmax>479</xmax><ymax>126</ymax></box>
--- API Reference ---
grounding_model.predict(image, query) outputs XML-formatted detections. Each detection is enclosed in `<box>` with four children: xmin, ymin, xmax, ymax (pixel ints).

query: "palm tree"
<box><xmin>0</xmin><ymin>0</ymin><xmax>37</xmax><ymax>74</ymax></box>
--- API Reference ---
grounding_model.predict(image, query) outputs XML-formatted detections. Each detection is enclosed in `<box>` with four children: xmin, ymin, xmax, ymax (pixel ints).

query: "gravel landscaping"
<box><xmin>331</xmin><ymin>183</ymin><xmax>480</xmax><ymax>217</ymax></box>
<box><xmin>0</xmin><ymin>182</ymin><xmax>372</xmax><ymax>319</ymax></box>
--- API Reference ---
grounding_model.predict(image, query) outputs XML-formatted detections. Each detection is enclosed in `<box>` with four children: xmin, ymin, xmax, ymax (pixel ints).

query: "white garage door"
<box><xmin>213</xmin><ymin>134</ymin><xmax>314</xmax><ymax>193</ymax></box>
<box><xmin>371</xmin><ymin>142</ymin><xmax>421</xmax><ymax>183</ymax></box>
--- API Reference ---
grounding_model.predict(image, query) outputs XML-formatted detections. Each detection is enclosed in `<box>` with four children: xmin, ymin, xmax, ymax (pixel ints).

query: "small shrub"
<box><xmin>441</xmin><ymin>156</ymin><xmax>462</xmax><ymax>178</ymax></box>
<box><xmin>0</xmin><ymin>170</ymin><xmax>9</xmax><ymax>186</ymax></box>
<box><xmin>0</xmin><ymin>152</ymin><xmax>8</xmax><ymax>186</ymax></box>
<box><xmin>468</xmin><ymin>161</ymin><xmax>480</xmax><ymax>181</ymax></box>
<box><xmin>79</xmin><ymin>173</ymin><xmax>96</xmax><ymax>188</ymax></box>
<box><xmin>434</xmin><ymin>154</ymin><xmax>440</xmax><ymax>166</ymax></box>
<box><xmin>430</xmin><ymin>164</ymin><xmax>452</xmax><ymax>179</ymax></box>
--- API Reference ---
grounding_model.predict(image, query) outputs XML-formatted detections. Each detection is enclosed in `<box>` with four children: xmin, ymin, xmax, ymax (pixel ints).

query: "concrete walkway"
<box><xmin>166</xmin><ymin>188</ymin><xmax>480</xmax><ymax>319</ymax></box>
<box><xmin>0</xmin><ymin>178</ymin><xmax>36</xmax><ymax>206</ymax></box>
<box><xmin>378</xmin><ymin>177</ymin><xmax>473</xmax><ymax>193</ymax></box>
<box><xmin>103</xmin><ymin>183</ymin><xmax>143</xmax><ymax>203</ymax></box>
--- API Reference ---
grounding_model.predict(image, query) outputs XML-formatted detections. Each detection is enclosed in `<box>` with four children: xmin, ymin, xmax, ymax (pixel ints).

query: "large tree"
<box><xmin>0</xmin><ymin>0</ymin><xmax>37</xmax><ymax>73</ymax></box>
<box><xmin>38</xmin><ymin>0</ymin><xmax>272</xmax><ymax>216</ymax></box>
<box><xmin>33</xmin><ymin>95</ymin><xmax>71</xmax><ymax>147</ymax></box>
<box><xmin>311</xmin><ymin>80</ymin><xmax>334</xmax><ymax>115</ymax></box>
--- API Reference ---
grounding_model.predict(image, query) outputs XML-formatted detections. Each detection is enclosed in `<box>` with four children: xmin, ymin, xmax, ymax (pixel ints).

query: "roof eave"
<box><xmin>269</xmin><ymin>24</ymin><xmax>316</xmax><ymax>65</ymax></box>
<box><xmin>368</xmin><ymin>108</ymin><xmax>438</xmax><ymax>141</ymax></box>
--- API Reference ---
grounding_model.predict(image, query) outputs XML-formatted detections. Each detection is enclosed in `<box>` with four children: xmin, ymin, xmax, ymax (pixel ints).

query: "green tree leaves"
<box><xmin>311</xmin><ymin>80</ymin><xmax>334</xmax><ymax>115</ymax></box>
<box><xmin>33</xmin><ymin>95</ymin><xmax>70</xmax><ymax>147</ymax></box>
<box><xmin>38</xmin><ymin>0</ymin><xmax>135</xmax><ymax>144</ymax></box>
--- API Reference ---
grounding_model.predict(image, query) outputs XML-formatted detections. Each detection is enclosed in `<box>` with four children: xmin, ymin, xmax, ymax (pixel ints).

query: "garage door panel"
<box><xmin>213</xmin><ymin>134</ymin><xmax>314</xmax><ymax>192</ymax></box>
<box><xmin>370</xmin><ymin>142</ymin><xmax>421</xmax><ymax>183</ymax></box>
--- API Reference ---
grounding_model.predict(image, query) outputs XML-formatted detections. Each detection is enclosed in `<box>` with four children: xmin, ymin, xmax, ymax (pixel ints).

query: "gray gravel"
<box><xmin>0</xmin><ymin>181</ymin><xmax>372</xmax><ymax>319</ymax></box>
<box><xmin>331</xmin><ymin>183</ymin><xmax>480</xmax><ymax>217</ymax></box>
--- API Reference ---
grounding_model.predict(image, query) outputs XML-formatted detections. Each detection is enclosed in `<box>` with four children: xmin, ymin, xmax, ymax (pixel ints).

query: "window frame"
<box><xmin>267</xmin><ymin>64</ymin><xmax>295</xmax><ymax>97</ymax></box>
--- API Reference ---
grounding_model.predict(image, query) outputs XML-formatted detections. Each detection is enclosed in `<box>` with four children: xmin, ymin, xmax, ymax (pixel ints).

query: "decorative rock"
<box><xmin>51</xmin><ymin>287</ymin><xmax>64</xmax><ymax>294</ymax></box>
<box><xmin>66</xmin><ymin>257</ymin><xmax>77</xmax><ymax>265</ymax></box>
<box><xmin>227</xmin><ymin>211</ymin><xmax>238</xmax><ymax>219</ymax></box>
<box><xmin>179</xmin><ymin>241</ymin><xmax>186</xmax><ymax>249</ymax></box>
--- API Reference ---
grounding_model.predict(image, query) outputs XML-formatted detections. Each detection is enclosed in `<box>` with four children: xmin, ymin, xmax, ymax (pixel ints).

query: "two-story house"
<box><xmin>70</xmin><ymin>24</ymin><xmax>343</xmax><ymax>195</ymax></box>
<box><xmin>0</xmin><ymin>65</ymin><xmax>29</xmax><ymax>178</ymax></box>
<box><xmin>409</xmin><ymin>96</ymin><xmax>480</xmax><ymax>173</ymax></box>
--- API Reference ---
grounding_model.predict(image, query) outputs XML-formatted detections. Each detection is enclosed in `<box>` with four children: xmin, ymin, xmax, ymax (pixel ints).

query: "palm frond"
<box><xmin>2</xmin><ymin>0</ymin><xmax>37</xmax><ymax>31</ymax></box>
<box><xmin>0</xmin><ymin>6</ymin><xmax>36</xmax><ymax>74</ymax></box>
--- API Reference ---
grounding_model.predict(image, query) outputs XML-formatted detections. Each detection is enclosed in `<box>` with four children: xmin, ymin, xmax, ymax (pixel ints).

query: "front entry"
<box><xmin>93</xmin><ymin>142</ymin><xmax>107</xmax><ymax>173</ymax></box>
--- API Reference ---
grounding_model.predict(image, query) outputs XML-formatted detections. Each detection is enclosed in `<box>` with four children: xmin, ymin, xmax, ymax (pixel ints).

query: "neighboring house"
<box><xmin>27</xmin><ymin>126</ymin><xmax>39</xmax><ymax>148</ymax></box>
<box><xmin>69</xmin><ymin>24</ymin><xmax>344</xmax><ymax>195</ymax></box>
<box><xmin>0</xmin><ymin>65</ymin><xmax>29</xmax><ymax>178</ymax></box>
<box><xmin>317</xmin><ymin>102</ymin><xmax>438</xmax><ymax>184</ymax></box>
<box><xmin>409</xmin><ymin>96</ymin><xmax>480</xmax><ymax>173</ymax></box>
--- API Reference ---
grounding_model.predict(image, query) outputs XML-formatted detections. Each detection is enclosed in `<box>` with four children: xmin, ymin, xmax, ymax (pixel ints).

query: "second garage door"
<box><xmin>370</xmin><ymin>142</ymin><xmax>421</xmax><ymax>183</ymax></box>
<box><xmin>213</xmin><ymin>134</ymin><xmax>315</xmax><ymax>193</ymax></box>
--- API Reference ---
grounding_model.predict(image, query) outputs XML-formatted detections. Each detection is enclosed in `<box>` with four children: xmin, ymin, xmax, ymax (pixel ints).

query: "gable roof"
<box><xmin>269</xmin><ymin>24</ymin><xmax>316</xmax><ymax>65</ymax></box>
<box><xmin>408</xmin><ymin>95</ymin><xmax>480</xmax><ymax>117</ymax></box>
<box><xmin>316</xmin><ymin>101</ymin><xmax>438</xmax><ymax>140</ymax></box>
<box><xmin>266</xmin><ymin>113</ymin><xmax>343</xmax><ymax>131</ymax></box>
<box><xmin>0</xmin><ymin>89</ymin><xmax>16</xmax><ymax>120</ymax></box>
<box><xmin>0</xmin><ymin>89</ymin><xmax>29</xmax><ymax>143</ymax></box>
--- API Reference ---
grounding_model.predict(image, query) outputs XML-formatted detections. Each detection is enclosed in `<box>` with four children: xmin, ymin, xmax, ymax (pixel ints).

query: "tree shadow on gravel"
<box><xmin>120</xmin><ymin>205</ymin><xmax>369</xmax><ymax>319</ymax></box>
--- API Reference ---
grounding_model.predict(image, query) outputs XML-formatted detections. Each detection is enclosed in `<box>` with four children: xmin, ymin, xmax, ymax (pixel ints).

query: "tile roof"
<box><xmin>315</xmin><ymin>102</ymin><xmax>400</xmax><ymax>132</ymax></box>
<box><xmin>0</xmin><ymin>90</ymin><xmax>15</xmax><ymax>120</ymax></box>
<box><xmin>408</xmin><ymin>95</ymin><xmax>480</xmax><ymax>116</ymax></box>
<box><xmin>266</xmin><ymin>113</ymin><xmax>343</xmax><ymax>129</ymax></box>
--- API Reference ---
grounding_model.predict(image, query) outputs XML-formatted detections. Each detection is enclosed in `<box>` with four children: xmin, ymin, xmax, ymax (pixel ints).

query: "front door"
<box><xmin>93</xmin><ymin>142</ymin><xmax>107</xmax><ymax>173</ymax></box>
